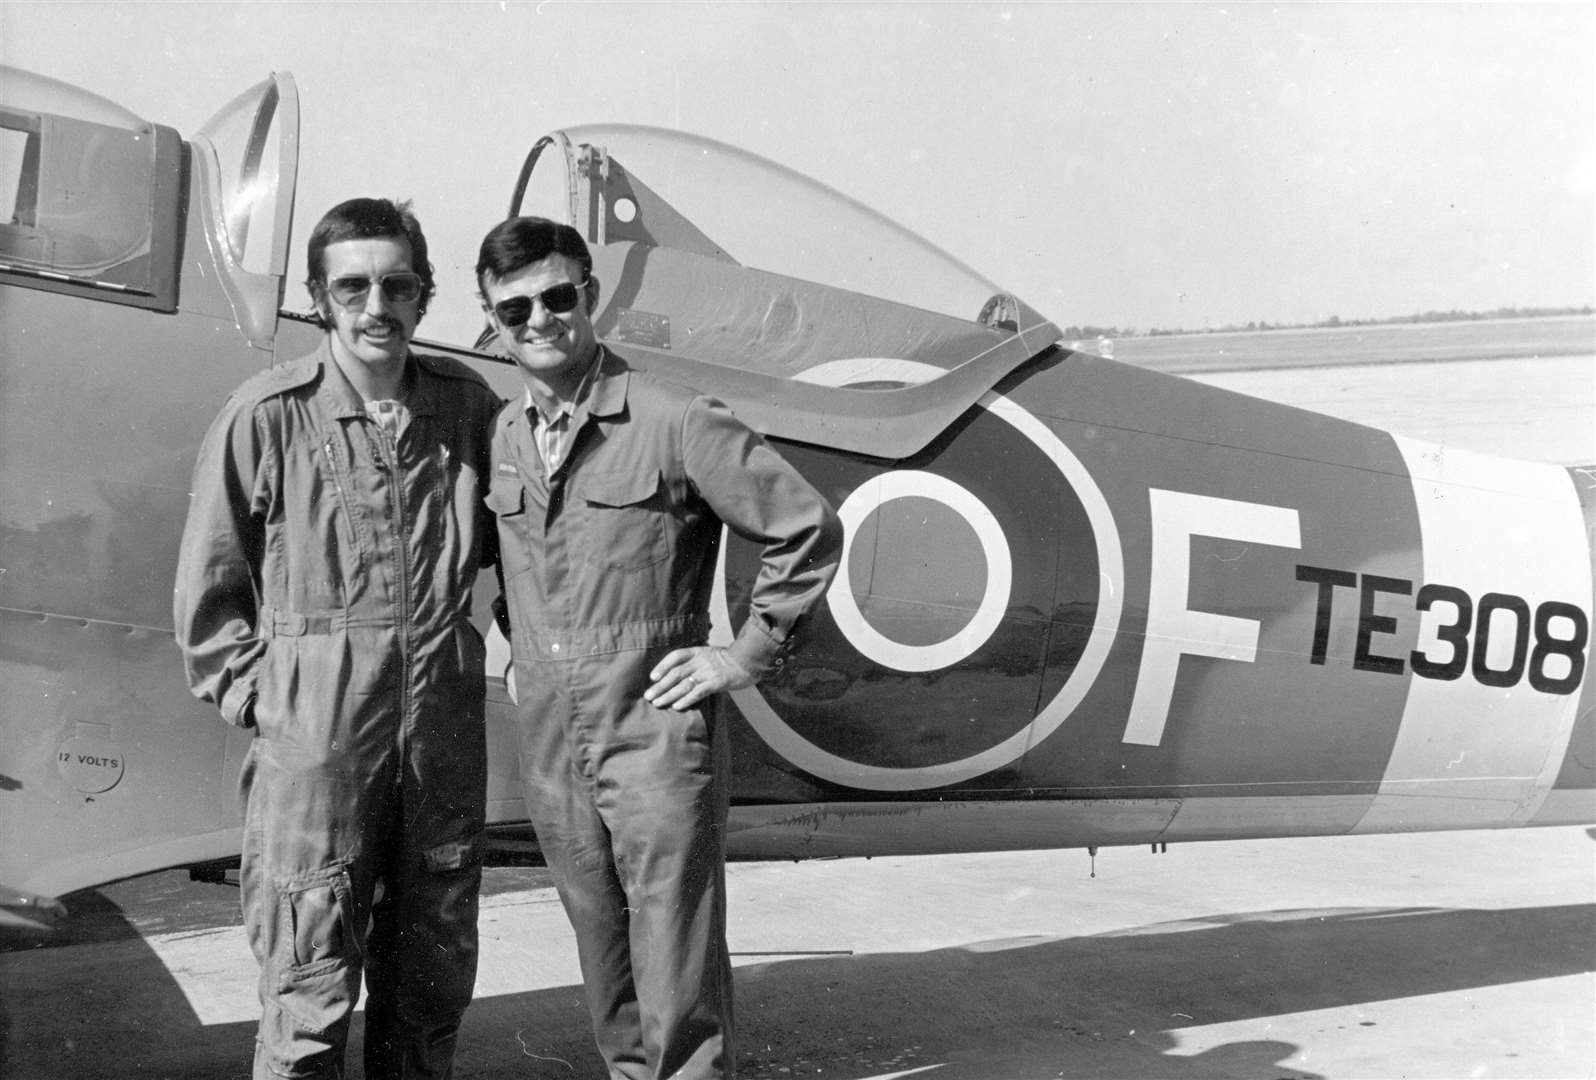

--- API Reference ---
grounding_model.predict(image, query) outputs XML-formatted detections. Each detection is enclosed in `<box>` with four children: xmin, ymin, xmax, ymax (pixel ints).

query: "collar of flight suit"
<box><xmin>310</xmin><ymin>336</ymin><xmax>440</xmax><ymax>422</ymax></box>
<box><xmin>503</xmin><ymin>345</ymin><xmax>631</xmax><ymax>442</ymax></box>
<box><xmin>584</xmin><ymin>345</ymin><xmax>631</xmax><ymax>424</ymax></box>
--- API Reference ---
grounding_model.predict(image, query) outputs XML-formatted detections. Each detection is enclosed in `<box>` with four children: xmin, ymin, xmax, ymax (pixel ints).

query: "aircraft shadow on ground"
<box><xmin>3</xmin><ymin>902</ymin><xmax>1592</xmax><ymax>1080</ymax></box>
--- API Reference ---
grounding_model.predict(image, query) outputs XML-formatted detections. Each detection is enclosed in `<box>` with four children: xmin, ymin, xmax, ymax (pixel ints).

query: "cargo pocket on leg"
<box><xmin>271</xmin><ymin>863</ymin><xmax>363</xmax><ymax>1037</ymax></box>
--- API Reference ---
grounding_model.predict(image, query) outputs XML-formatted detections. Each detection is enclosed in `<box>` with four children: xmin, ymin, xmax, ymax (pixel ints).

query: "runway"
<box><xmin>1191</xmin><ymin>352</ymin><xmax>1594</xmax><ymax>466</ymax></box>
<box><xmin>3</xmin><ymin>351</ymin><xmax>1593</xmax><ymax>1079</ymax></box>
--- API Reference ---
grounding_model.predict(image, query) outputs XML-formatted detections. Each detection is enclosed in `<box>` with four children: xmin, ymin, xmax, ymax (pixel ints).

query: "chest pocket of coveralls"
<box><xmin>485</xmin><ymin>476</ymin><xmax>529</xmax><ymax>581</ymax></box>
<box><xmin>578</xmin><ymin>469</ymin><xmax>671</xmax><ymax>571</ymax></box>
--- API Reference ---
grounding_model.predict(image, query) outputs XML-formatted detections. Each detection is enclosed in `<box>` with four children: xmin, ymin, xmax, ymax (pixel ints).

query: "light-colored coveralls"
<box><xmin>173</xmin><ymin>341</ymin><xmax>501</xmax><ymax>1079</ymax></box>
<box><xmin>488</xmin><ymin>347</ymin><xmax>841</xmax><ymax>1079</ymax></box>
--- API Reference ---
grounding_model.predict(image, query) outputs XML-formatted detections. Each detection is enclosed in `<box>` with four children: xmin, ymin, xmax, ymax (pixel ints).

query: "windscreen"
<box><xmin>196</xmin><ymin>76</ymin><xmax>291</xmax><ymax>278</ymax></box>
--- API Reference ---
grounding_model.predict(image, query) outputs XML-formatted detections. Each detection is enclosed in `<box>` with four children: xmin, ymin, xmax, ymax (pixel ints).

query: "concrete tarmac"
<box><xmin>1190</xmin><ymin>353</ymin><xmax>1595</xmax><ymax>466</ymax></box>
<box><xmin>2</xmin><ymin>828</ymin><xmax>1593</xmax><ymax>1079</ymax></box>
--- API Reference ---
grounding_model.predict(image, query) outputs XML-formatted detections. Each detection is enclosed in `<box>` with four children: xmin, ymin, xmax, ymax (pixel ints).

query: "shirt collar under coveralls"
<box><xmin>521</xmin><ymin>346</ymin><xmax>604</xmax><ymax>474</ymax></box>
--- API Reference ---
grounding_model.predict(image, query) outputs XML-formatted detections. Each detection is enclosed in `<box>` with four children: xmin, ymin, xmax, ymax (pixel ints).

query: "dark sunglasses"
<box><xmin>491</xmin><ymin>281</ymin><xmax>586</xmax><ymax>327</ymax></box>
<box><xmin>325</xmin><ymin>272</ymin><xmax>423</xmax><ymax>307</ymax></box>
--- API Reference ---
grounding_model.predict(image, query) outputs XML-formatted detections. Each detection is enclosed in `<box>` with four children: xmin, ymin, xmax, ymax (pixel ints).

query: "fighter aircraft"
<box><xmin>2</xmin><ymin>67</ymin><xmax>1590</xmax><ymax>930</ymax></box>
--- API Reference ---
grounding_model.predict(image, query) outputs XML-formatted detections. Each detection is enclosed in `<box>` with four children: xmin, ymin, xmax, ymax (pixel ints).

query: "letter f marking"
<box><xmin>1124</xmin><ymin>490</ymin><xmax>1302</xmax><ymax>746</ymax></box>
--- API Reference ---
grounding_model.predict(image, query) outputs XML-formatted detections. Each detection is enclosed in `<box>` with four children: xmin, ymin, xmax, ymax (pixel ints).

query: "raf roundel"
<box><xmin>827</xmin><ymin>468</ymin><xmax>1014</xmax><ymax>673</ymax></box>
<box><xmin>712</xmin><ymin>357</ymin><xmax>1125</xmax><ymax>792</ymax></box>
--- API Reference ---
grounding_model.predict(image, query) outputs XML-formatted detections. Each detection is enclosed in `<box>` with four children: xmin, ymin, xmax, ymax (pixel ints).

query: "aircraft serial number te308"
<box><xmin>1295</xmin><ymin>566</ymin><xmax>1586</xmax><ymax>692</ymax></box>
<box><xmin>1120</xmin><ymin>490</ymin><xmax>1589</xmax><ymax>751</ymax></box>
<box><xmin>1</xmin><ymin>66</ymin><xmax>1590</xmax><ymax>919</ymax></box>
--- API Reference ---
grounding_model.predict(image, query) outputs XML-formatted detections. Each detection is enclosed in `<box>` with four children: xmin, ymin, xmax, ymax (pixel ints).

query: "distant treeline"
<box><xmin>1062</xmin><ymin>305</ymin><xmax>1596</xmax><ymax>340</ymax></box>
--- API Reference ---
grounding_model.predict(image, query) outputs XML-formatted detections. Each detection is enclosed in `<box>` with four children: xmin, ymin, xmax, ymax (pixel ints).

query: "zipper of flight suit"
<box><xmin>374</xmin><ymin>422</ymin><xmax>413</xmax><ymax>757</ymax></box>
<box><xmin>322</xmin><ymin>437</ymin><xmax>364</xmax><ymax>563</ymax></box>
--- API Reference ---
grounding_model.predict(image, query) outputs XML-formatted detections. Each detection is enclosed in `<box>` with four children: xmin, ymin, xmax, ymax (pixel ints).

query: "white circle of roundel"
<box><xmin>828</xmin><ymin>470</ymin><xmax>1013</xmax><ymax>673</ymax></box>
<box><xmin>711</xmin><ymin>356</ymin><xmax>1124</xmax><ymax>792</ymax></box>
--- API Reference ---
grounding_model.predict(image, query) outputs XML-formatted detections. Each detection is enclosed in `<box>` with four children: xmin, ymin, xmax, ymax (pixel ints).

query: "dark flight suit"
<box><xmin>174</xmin><ymin>340</ymin><xmax>500</xmax><ymax>1080</ymax></box>
<box><xmin>488</xmin><ymin>347</ymin><xmax>840</xmax><ymax>1079</ymax></box>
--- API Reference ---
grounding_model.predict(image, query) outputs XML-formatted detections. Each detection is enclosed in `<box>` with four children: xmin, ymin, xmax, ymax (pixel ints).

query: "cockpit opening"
<box><xmin>508</xmin><ymin>124</ymin><xmax>1059</xmax><ymax>382</ymax></box>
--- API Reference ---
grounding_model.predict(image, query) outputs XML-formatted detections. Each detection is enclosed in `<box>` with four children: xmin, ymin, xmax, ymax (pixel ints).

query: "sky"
<box><xmin>3</xmin><ymin>1</ymin><xmax>1592</xmax><ymax>341</ymax></box>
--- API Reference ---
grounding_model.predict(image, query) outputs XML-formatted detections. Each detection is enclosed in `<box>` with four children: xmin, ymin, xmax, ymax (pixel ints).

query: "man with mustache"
<box><xmin>174</xmin><ymin>198</ymin><xmax>501</xmax><ymax>1079</ymax></box>
<box><xmin>477</xmin><ymin>216</ymin><xmax>842</xmax><ymax>1078</ymax></box>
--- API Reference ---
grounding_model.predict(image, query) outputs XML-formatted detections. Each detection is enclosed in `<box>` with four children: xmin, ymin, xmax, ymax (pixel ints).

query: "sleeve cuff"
<box><xmin>729</xmin><ymin>621</ymin><xmax>790</xmax><ymax>683</ymax></box>
<box><xmin>220</xmin><ymin>680</ymin><xmax>258</xmax><ymax>729</ymax></box>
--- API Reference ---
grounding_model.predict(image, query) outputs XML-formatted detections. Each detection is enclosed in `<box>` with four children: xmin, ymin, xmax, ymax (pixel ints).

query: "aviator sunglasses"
<box><xmin>491</xmin><ymin>280</ymin><xmax>587</xmax><ymax>327</ymax></box>
<box><xmin>325</xmin><ymin>272</ymin><xmax>424</xmax><ymax>307</ymax></box>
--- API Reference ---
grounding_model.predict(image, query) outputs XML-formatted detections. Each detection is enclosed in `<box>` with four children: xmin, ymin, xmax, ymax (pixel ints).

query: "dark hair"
<box><xmin>475</xmin><ymin>216</ymin><xmax>593</xmax><ymax>295</ymax></box>
<box><xmin>305</xmin><ymin>197</ymin><xmax>435</xmax><ymax>327</ymax></box>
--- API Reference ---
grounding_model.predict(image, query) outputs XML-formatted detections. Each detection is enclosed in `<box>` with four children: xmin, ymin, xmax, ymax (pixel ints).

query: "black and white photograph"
<box><xmin>2</xmin><ymin>3</ymin><xmax>1592</xmax><ymax>1078</ymax></box>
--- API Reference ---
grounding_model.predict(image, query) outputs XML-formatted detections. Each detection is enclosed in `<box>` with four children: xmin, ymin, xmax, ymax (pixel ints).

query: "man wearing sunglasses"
<box><xmin>174</xmin><ymin>198</ymin><xmax>501</xmax><ymax>1080</ymax></box>
<box><xmin>477</xmin><ymin>216</ymin><xmax>841</xmax><ymax>1079</ymax></box>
